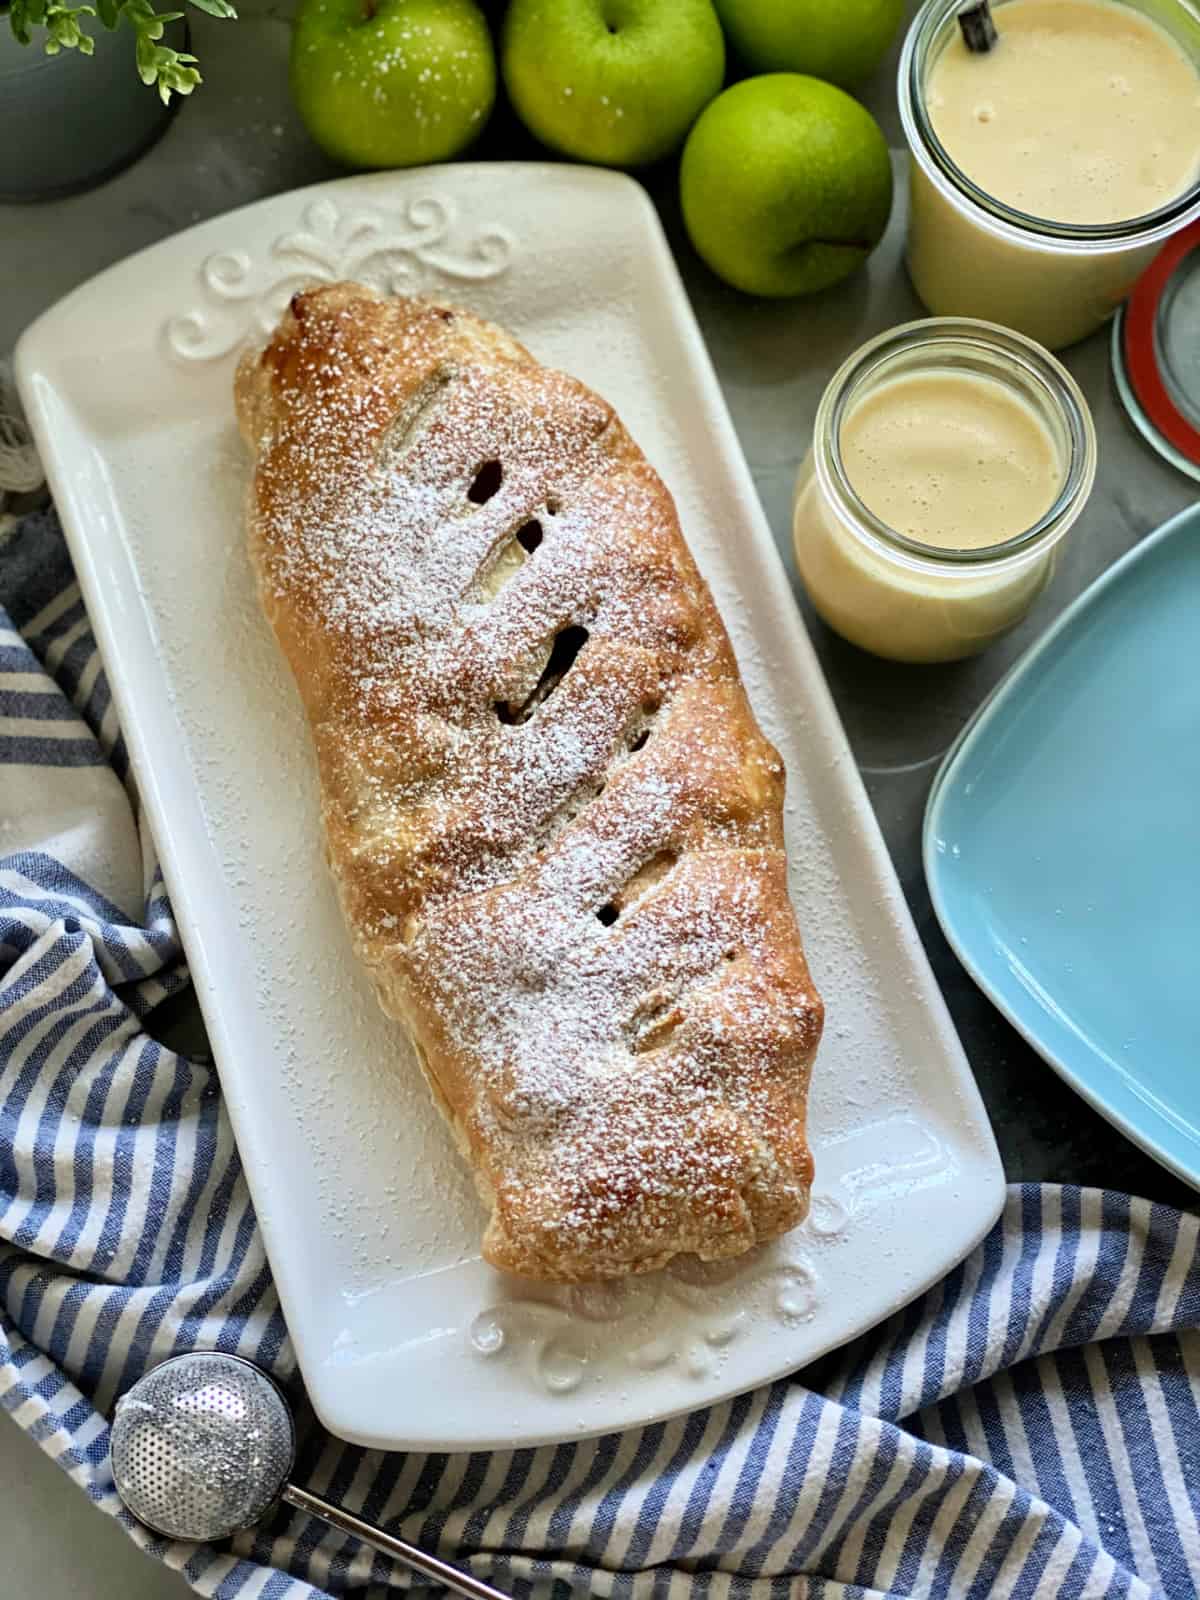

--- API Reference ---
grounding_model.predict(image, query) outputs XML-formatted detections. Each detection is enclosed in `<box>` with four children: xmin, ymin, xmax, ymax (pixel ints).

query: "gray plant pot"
<box><xmin>0</xmin><ymin>13</ymin><xmax>186</xmax><ymax>201</ymax></box>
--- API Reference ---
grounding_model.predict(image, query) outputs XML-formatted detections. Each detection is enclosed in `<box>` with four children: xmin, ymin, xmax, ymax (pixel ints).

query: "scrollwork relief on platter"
<box><xmin>164</xmin><ymin>193</ymin><xmax>516</xmax><ymax>364</ymax></box>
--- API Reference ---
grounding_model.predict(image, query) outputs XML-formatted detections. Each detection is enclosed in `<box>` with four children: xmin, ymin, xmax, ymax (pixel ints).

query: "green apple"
<box><xmin>290</xmin><ymin>0</ymin><xmax>496</xmax><ymax>168</ymax></box>
<box><xmin>713</xmin><ymin>0</ymin><xmax>905</xmax><ymax>89</ymax></box>
<box><xmin>502</xmin><ymin>0</ymin><xmax>725</xmax><ymax>169</ymax></box>
<box><xmin>680</xmin><ymin>74</ymin><xmax>892</xmax><ymax>298</ymax></box>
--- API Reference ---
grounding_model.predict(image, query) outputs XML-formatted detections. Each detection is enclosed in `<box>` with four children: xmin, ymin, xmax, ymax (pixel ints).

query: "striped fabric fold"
<box><xmin>1</xmin><ymin>507</ymin><xmax>1197</xmax><ymax>1600</ymax></box>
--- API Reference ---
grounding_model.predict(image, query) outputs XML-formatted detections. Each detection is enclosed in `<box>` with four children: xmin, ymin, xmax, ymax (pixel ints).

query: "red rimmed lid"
<box><xmin>1113</xmin><ymin>220</ymin><xmax>1200</xmax><ymax>481</ymax></box>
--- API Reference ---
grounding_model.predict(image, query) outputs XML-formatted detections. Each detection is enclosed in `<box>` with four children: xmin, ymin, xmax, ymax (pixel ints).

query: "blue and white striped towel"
<box><xmin>2</xmin><ymin>506</ymin><xmax>1198</xmax><ymax>1600</ymax></box>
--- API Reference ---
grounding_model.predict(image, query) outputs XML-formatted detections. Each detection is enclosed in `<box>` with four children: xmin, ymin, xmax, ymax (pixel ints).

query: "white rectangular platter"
<box><xmin>17</xmin><ymin>164</ymin><xmax>1003</xmax><ymax>1452</ymax></box>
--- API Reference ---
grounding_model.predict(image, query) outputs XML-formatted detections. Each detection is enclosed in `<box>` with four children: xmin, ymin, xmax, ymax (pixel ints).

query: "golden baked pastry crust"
<box><xmin>235</xmin><ymin>284</ymin><xmax>823</xmax><ymax>1282</ymax></box>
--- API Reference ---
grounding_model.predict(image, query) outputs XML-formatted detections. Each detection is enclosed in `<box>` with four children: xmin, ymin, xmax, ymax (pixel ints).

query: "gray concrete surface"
<box><xmin>0</xmin><ymin>1410</ymin><xmax>190</xmax><ymax>1596</ymax></box>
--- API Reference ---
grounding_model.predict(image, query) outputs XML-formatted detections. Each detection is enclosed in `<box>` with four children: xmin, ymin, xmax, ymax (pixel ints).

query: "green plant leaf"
<box><xmin>45</xmin><ymin>2</ymin><xmax>97</xmax><ymax>51</ymax></box>
<box><xmin>8</xmin><ymin>5</ymin><xmax>33</xmax><ymax>44</ymax></box>
<box><xmin>134</xmin><ymin>24</ymin><xmax>157</xmax><ymax>76</ymax></box>
<box><xmin>6</xmin><ymin>0</ymin><xmax>225</xmax><ymax>100</ymax></box>
<box><xmin>157</xmin><ymin>49</ymin><xmax>200</xmax><ymax>99</ymax></box>
<box><xmin>120</xmin><ymin>0</ymin><xmax>166</xmax><ymax>38</ymax></box>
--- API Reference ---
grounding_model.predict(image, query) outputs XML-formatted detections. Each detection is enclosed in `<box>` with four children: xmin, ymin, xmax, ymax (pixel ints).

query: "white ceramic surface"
<box><xmin>15</xmin><ymin>163</ymin><xmax>1003</xmax><ymax>1452</ymax></box>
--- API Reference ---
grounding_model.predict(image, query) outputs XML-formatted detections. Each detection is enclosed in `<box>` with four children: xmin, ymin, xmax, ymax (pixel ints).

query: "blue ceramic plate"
<box><xmin>925</xmin><ymin>504</ymin><xmax>1200</xmax><ymax>1189</ymax></box>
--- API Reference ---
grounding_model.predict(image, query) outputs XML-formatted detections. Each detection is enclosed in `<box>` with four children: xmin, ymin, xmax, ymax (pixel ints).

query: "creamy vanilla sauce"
<box><xmin>792</xmin><ymin>366</ymin><xmax>1069</xmax><ymax>663</ymax></box>
<box><xmin>927</xmin><ymin>0</ymin><xmax>1200</xmax><ymax>227</ymax></box>
<box><xmin>905</xmin><ymin>0</ymin><xmax>1200</xmax><ymax>348</ymax></box>
<box><xmin>839</xmin><ymin>369</ymin><xmax>1061</xmax><ymax>550</ymax></box>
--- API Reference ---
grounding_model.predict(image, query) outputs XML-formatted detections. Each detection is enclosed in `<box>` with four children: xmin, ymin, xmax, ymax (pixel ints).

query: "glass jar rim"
<box><xmin>813</xmin><ymin>317</ymin><xmax>1098</xmax><ymax>572</ymax></box>
<box><xmin>899</xmin><ymin>0</ymin><xmax>1200</xmax><ymax>249</ymax></box>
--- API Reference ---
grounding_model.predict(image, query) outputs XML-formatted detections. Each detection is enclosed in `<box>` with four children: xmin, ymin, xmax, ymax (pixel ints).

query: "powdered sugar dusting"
<box><xmin>239</xmin><ymin>285</ymin><xmax>822</xmax><ymax>1281</ymax></box>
